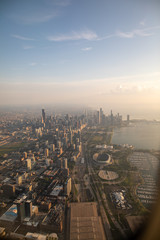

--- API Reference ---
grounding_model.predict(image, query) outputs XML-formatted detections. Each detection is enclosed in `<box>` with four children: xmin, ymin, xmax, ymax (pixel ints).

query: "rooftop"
<box><xmin>70</xmin><ymin>202</ymin><xmax>105</xmax><ymax>240</ymax></box>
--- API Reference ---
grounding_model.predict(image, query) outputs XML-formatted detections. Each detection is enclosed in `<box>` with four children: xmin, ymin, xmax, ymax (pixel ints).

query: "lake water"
<box><xmin>112</xmin><ymin>122</ymin><xmax>160</xmax><ymax>150</ymax></box>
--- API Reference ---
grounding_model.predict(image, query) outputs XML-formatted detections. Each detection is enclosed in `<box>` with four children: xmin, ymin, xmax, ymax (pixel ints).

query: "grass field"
<box><xmin>0</xmin><ymin>142</ymin><xmax>25</xmax><ymax>157</ymax></box>
<box><xmin>91</xmin><ymin>135</ymin><xmax>103</xmax><ymax>142</ymax></box>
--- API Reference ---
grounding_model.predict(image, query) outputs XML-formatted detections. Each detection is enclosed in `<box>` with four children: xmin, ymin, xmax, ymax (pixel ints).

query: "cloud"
<box><xmin>29</xmin><ymin>62</ymin><xmax>37</xmax><ymax>66</ymax></box>
<box><xmin>100</xmin><ymin>25</ymin><xmax>160</xmax><ymax>40</ymax></box>
<box><xmin>12</xmin><ymin>35</ymin><xmax>35</xmax><ymax>41</ymax></box>
<box><xmin>116</xmin><ymin>29</ymin><xmax>153</xmax><ymax>38</ymax></box>
<box><xmin>115</xmin><ymin>26</ymin><xmax>160</xmax><ymax>39</ymax></box>
<box><xmin>47</xmin><ymin>25</ymin><xmax>160</xmax><ymax>43</ymax></box>
<box><xmin>140</xmin><ymin>20</ymin><xmax>145</xmax><ymax>26</ymax></box>
<box><xmin>47</xmin><ymin>30</ymin><xmax>98</xmax><ymax>41</ymax></box>
<box><xmin>81</xmin><ymin>47</ymin><xmax>92</xmax><ymax>51</ymax></box>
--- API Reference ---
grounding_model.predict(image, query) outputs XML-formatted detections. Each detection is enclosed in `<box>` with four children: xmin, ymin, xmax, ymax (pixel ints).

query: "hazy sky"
<box><xmin>0</xmin><ymin>0</ymin><xmax>160</xmax><ymax>118</ymax></box>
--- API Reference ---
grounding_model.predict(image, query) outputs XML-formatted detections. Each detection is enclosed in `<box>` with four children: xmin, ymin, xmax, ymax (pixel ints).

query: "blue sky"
<box><xmin>0</xmin><ymin>0</ymin><xmax>160</xmax><ymax>118</ymax></box>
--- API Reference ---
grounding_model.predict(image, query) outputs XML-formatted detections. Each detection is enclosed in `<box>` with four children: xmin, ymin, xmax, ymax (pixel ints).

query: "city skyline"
<box><xmin>0</xmin><ymin>0</ymin><xmax>160</xmax><ymax>119</ymax></box>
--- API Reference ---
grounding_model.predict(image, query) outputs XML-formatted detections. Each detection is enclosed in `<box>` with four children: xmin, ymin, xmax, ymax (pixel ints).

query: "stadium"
<box><xmin>93</xmin><ymin>152</ymin><xmax>112</xmax><ymax>165</ymax></box>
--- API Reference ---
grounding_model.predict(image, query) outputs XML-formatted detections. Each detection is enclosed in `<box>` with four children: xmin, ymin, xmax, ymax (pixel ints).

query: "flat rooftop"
<box><xmin>50</xmin><ymin>184</ymin><xmax>63</xmax><ymax>196</ymax></box>
<box><xmin>70</xmin><ymin>202</ymin><xmax>105</xmax><ymax>240</ymax></box>
<box><xmin>0</xmin><ymin>204</ymin><xmax>17</xmax><ymax>222</ymax></box>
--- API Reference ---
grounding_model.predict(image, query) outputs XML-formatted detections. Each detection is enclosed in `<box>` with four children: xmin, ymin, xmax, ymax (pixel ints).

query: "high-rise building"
<box><xmin>45</xmin><ymin>159</ymin><xmax>51</xmax><ymax>166</ymax></box>
<box><xmin>59</xmin><ymin>147</ymin><xmax>63</xmax><ymax>155</ymax></box>
<box><xmin>16</xmin><ymin>201</ymin><xmax>25</xmax><ymax>221</ymax></box>
<box><xmin>24</xmin><ymin>152</ymin><xmax>27</xmax><ymax>159</ymax></box>
<box><xmin>52</xmin><ymin>144</ymin><xmax>55</xmax><ymax>152</ymax></box>
<box><xmin>99</xmin><ymin>108</ymin><xmax>103</xmax><ymax>124</ymax></box>
<box><xmin>70</xmin><ymin>130</ymin><xmax>73</xmax><ymax>144</ymax></box>
<box><xmin>58</xmin><ymin>141</ymin><xmax>61</xmax><ymax>148</ymax></box>
<box><xmin>45</xmin><ymin>148</ymin><xmax>49</xmax><ymax>157</ymax></box>
<box><xmin>63</xmin><ymin>158</ymin><xmax>68</xmax><ymax>169</ymax></box>
<box><xmin>111</xmin><ymin>110</ymin><xmax>113</xmax><ymax>124</ymax></box>
<box><xmin>2</xmin><ymin>184</ymin><xmax>15</xmax><ymax>197</ymax></box>
<box><xmin>26</xmin><ymin>159</ymin><xmax>31</xmax><ymax>171</ymax></box>
<box><xmin>57</xmin><ymin>159</ymin><xmax>62</xmax><ymax>168</ymax></box>
<box><xmin>127</xmin><ymin>114</ymin><xmax>130</xmax><ymax>123</ymax></box>
<box><xmin>42</xmin><ymin>109</ymin><xmax>45</xmax><ymax>123</ymax></box>
<box><xmin>16</xmin><ymin>176</ymin><xmax>22</xmax><ymax>185</ymax></box>
<box><xmin>25</xmin><ymin>200</ymin><xmax>32</xmax><ymax>218</ymax></box>
<box><xmin>64</xmin><ymin>178</ymin><xmax>71</xmax><ymax>196</ymax></box>
<box><xmin>97</xmin><ymin>111</ymin><xmax>100</xmax><ymax>124</ymax></box>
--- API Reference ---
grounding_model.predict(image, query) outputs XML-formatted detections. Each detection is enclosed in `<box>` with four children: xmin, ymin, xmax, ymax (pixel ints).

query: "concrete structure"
<box><xmin>42</xmin><ymin>109</ymin><xmax>45</xmax><ymax>123</ymax></box>
<box><xmin>40</xmin><ymin>201</ymin><xmax>51</xmax><ymax>212</ymax></box>
<box><xmin>59</xmin><ymin>147</ymin><xmax>63</xmax><ymax>155</ymax></box>
<box><xmin>45</xmin><ymin>159</ymin><xmax>51</xmax><ymax>166</ymax></box>
<box><xmin>64</xmin><ymin>177</ymin><xmax>71</xmax><ymax>196</ymax></box>
<box><xmin>26</xmin><ymin>159</ymin><xmax>32</xmax><ymax>171</ymax></box>
<box><xmin>25</xmin><ymin>200</ymin><xmax>32</xmax><ymax>218</ymax></box>
<box><xmin>50</xmin><ymin>185</ymin><xmax>63</xmax><ymax>197</ymax></box>
<box><xmin>0</xmin><ymin>204</ymin><xmax>17</xmax><ymax>222</ymax></box>
<box><xmin>63</xmin><ymin>158</ymin><xmax>68</xmax><ymax>169</ymax></box>
<box><xmin>93</xmin><ymin>152</ymin><xmax>112</xmax><ymax>165</ymax></box>
<box><xmin>24</xmin><ymin>152</ymin><xmax>27</xmax><ymax>158</ymax></box>
<box><xmin>52</xmin><ymin>144</ymin><xmax>55</xmax><ymax>152</ymax></box>
<box><xmin>2</xmin><ymin>184</ymin><xmax>15</xmax><ymax>197</ymax></box>
<box><xmin>98</xmin><ymin>170</ymin><xmax>119</xmax><ymax>180</ymax></box>
<box><xmin>16</xmin><ymin>176</ymin><xmax>22</xmax><ymax>185</ymax></box>
<box><xmin>45</xmin><ymin>148</ymin><xmax>49</xmax><ymax>157</ymax></box>
<box><xmin>16</xmin><ymin>201</ymin><xmax>25</xmax><ymax>221</ymax></box>
<box><xmin>69</xmin><ymin>202</ymin><xmax>105</xmax><ymax>240</ymax></box>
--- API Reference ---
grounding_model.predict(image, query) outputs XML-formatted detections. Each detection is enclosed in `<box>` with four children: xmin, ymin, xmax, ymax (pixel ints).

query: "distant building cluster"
<box><xmin>0</xmin><ymin>107</ymin><xmax>132</xmax><ymax>239</ymax></box>
<box><xmin>0</xmin><ymin>109</ymin><xmax>88</xmax><ymax>238</ymax></box>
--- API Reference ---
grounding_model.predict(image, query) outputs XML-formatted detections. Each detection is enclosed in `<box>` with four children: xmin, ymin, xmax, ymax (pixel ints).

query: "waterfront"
<box><xmin>112</xmin><ymin>122</ymin><xmax>160</xmax><ymax>150</ymax></box>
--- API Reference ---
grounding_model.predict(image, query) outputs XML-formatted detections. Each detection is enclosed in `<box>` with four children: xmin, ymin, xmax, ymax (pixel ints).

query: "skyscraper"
<box><xmin>26</xmin><ymin>159</ymin><xmax>31</xmax><ymax>171</ymax></box>
<box><xmin>45</xmin><ymin>148</ymin><xmax>49</xmax><ymax>157</ymax></box>
<box><xmin>16</xmin><ymin>201</ymin><xmax>25</xmax><ymax>221</ymax></box>
<box><xmin>25</xmin><ymin>200</ymin><xmax>32</xmax><ymax>218</ymax></box>
<box><xmin>99</xmin><ymin>108</ymin><xmax>103</xmax><ymax>124</ymax></box>
<box><xmin>111</xmin><ymin>110</ymin><xmax>113</xmax><ymax>124</ymax></box>
<box><xmin>63</xmin><ymin>158</ymin><xmax>68</xmax><ymax>169</ymax></box>
<box><xmin>42</xmin><ymin>109</ymin><xmax>45</xmax><ymax>123</ymax></box>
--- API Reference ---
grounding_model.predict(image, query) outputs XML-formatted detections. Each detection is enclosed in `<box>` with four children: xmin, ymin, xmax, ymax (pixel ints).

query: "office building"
<box><xmin>42</xmin><ymin>109</ymin><xmax>45</xmax><ymax>123</ymax></box>
<box><xmin>64</xmin><ymin>178</ymin><xmax>71</xmax><ymax>196</ymax></box>
<box><xmin>25</xmin><ymin>200</ymin><xmax>32</xmax><ymax>218</ymax></box>
<box><xmin>26</xmin><ymin>159</ymin><xmax>31</xmax><ymax>171</ymax></box>
<box><xmin>16</xmin><ymin>176</ymin><xmax>22</xmax><ymax>185</ymax></box>
<box><xmin>63</xmin><ymin>158</ymin><xmax>68</xmax><ymax>169</ymax></box>
<box><xmin>57</xmin><ymin>159</ymin><xmax>62</xmax><ymax>168</ymax></box>
<box><xmin>99</xmin><ymin>108</ymin><xmax>103</xmax><ymax>124</ymax></box>
<box><xmin>45</xmin><ymin>148</ymin><xmax>49</xmax><ymax>157</ymax></box>
<box><xmin>2</xmin><ymin>184</ymin><xmax>15</xmax><ymax>197</ymax></box>
<box><xmin>52</xmin><ymin>144</ymin><xmax>55</xmax><ymax>152</ymax></box>
<box><xmin>59</xmin><ymin>147</ymin><xmax>63</xmax><ymax>155</ymax></box>
<box><xmin>16</xmin><ymin>201</ymin><xmax>25</xmax><ymax>221</ymax></box>
<box><xmin>24</xmin><ymin>152</ymin><xmax>27</xmax><ymax>159</ymax></box>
